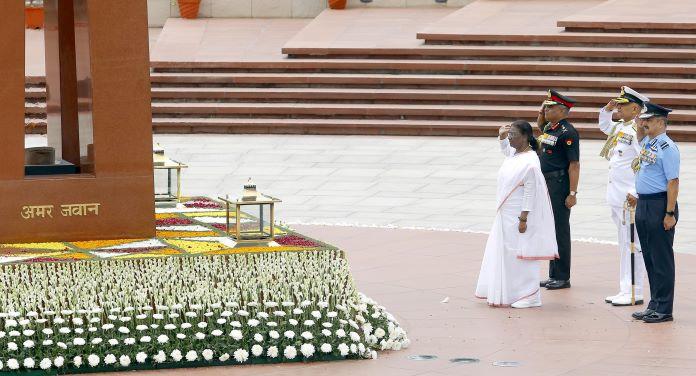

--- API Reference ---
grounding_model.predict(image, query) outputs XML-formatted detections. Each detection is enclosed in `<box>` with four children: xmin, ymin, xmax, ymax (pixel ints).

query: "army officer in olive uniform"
<box><xmin>536</xmin><ymin>90</ymin><xmax>580</xmax><ymax>290</ymax></box>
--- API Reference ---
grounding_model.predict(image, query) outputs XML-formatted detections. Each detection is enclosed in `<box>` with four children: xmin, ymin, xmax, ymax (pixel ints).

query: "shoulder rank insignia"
<box><xmin>660</xmin><ymin>142</ymin><xmax>670</xmax><ymax>150</ymax></box>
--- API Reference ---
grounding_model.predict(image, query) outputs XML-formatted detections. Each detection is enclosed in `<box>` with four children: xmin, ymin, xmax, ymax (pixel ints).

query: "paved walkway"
<box><xmin>418</xmin><ymin>0</ymin><xmax>603</xmax><ymax>36</ymax></box>
<box><xmin>155</xmin><ymin>134</ymin><xmax>696</xmax><ymax>253</ymax></box>
<box><xmin>26</xmin><ymin>27</ymin><xmax>165</xmax><ymax>76</ymax></box>
<box><xmin>26</xmin><ymin>134</ymin><xmax>695</xmax><ymax>253</ymax></box>
<box><xmin>78</xmin><ymin>225</ymin><xmax>696</xmax><ymax>376</ymax></box>
<box><xmin>152</xmin><ymin>19</ymin><xmax>311</xmax><ymax>62</ymax></box>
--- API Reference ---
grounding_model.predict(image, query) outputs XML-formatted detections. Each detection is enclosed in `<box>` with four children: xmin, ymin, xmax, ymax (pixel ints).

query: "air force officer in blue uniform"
<box><xmin>628</xmin><ymin>102</ymin><xmax>680</xmax><ymax>323</ymax></box>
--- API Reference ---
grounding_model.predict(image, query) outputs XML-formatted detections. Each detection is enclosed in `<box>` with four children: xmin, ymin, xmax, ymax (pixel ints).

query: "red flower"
<box><xmin>24</xmin><ymin>257</ymin><xmax>82</xmax><ymax>263</ymax></box>
<box><xmin>156</xmin><ymin>217</ymin><xmax>194</xmax><ymax>226</ymax></box>
<box><xmin>183</xmin><ymin>201</ymin><xmax>222</xmax><ymax>209</ymax></box>
<box><xmin>275</xmin><ymin>235</ymin><xmax>320</xmax><ymax>247</ymax></box>
<box><xmin>212</xmin><ymin>223</ymin><xmax>229</xmax><ymax>231</ymax></box>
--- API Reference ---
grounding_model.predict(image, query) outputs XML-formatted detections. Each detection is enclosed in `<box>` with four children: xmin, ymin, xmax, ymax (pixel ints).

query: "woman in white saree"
<box><xmin>476</xmin><ymin>121</ymin><xmax>558</xmax><ymax>308</ymax></box>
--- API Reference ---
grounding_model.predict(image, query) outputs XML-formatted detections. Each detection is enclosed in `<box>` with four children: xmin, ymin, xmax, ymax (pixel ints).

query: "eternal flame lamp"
<box><xmin>218</xmin><ymin>179</ymin><xmax>282</xmax><ymax>247</ymax></box>
<box><xmin>153</xmin><ymin>143</ymin><xmax>187</xmax><ymax>206</ymax></box>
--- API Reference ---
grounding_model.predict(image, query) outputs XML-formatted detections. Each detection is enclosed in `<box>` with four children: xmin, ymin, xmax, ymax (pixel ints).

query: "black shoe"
<box><xmin>546</xmin><ymin>280</ymin><xmax>571</xmax><ymax>290</ymax></box>
<box><xmin>540</xmin><ymin>279</ymin><xmax>554</xmax><ymax>288</ymax></box>
<box><xmin>642</xmin><ymin>312</ymin><xmax>673</xmax><ymax>323</ymax></box>
<box><xmin>632</xmin><ymin>308</ymin><xmax>655</xmax><ymax>320</ymax></box>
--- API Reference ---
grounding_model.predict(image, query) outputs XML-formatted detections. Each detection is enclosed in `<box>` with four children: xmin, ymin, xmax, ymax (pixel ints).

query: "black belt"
<box><xmin>638</xmin><ymin>192</ymin><xmax>667</xmax><ymax>200</ymax></box>
<box><xmin>543</xmin><ymin>169</ymin><xmax>567</xmax><ymax>179</ymax></box>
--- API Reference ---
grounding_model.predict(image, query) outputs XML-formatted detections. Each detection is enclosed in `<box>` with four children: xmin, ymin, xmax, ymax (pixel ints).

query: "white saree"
<box><xmin>475</xmin><ymin>139</ymin><xmax>558</xmax><ymax>307</ymax></box>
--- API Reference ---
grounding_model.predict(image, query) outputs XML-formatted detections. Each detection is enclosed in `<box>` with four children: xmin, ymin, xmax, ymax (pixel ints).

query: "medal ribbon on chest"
<box><xmin>539</xmin><ymin>134</ymin><xmax>558</xmax><ymax>146</ymax></box>
<box><xmin>617</xmin><ymin>131</ymin><xmax>633</xmax><ymax>145</ymax></box>
<box><xmin>639</xmin><ymin>148</ymin><xmax>657</xmax><ymax>165</ymax></box>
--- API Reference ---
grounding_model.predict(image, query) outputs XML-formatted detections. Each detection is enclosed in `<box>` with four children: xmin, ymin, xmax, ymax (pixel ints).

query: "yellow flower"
<box><xmin>0</xmin><ymin>242</ymin><xmax>69</xmax><ymax>251</ymax></box>
<box><xmin>165</xmin><ymin>239</ymin><xmax>229</xmax><ymax>254</ymax></box>
<box><xmin>156</xmin><ymin>231</ymin><xmax>217</xmax><ymax>238</ymax></box>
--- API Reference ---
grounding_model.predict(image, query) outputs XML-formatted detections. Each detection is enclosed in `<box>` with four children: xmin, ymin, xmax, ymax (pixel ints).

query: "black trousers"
<box><xmin>636</xmin><ymin>192</ymin><xmax>678</xmax><ymax>315</ymax></box>
<box><xmin>545</xmin><ymin>172</ymin><xmax>571</xmax><ymax>281</ymax></box>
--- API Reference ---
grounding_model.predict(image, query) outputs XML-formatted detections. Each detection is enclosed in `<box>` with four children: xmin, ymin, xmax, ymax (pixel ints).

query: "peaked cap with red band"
<box><xmin>542</xmin><ymin>89</ymin><xmax>576</xmax><ymax>109</ymax></box>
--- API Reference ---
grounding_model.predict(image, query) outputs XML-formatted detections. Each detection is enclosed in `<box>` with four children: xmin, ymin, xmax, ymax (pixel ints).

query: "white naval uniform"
<box><xmin>599</xmin><ymin>108</ymin><xmax>646</xmax><ymax>297</ymax></box>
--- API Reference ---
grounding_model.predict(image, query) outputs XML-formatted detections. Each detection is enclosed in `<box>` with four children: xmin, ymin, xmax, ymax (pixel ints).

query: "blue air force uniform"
<box><xmin>634</xmin><ymin>103</ymin><xmax>680</xmax><ymax>319</ymax></box>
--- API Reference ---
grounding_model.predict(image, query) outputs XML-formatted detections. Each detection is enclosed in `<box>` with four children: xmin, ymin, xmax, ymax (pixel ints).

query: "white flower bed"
<box><xmin>0</xmin><ymin>251</ymin><xmax>409</xmax><ymax>372</ymax></box>
<box><xmin>102</xmin><ymin>239</ymin><xmax>166</xmax><ymax>250</ymax></box>
<box><xmin>194</xmin><ymin>217</ymin><xmax>255</xmax><ymax>225</ymax></box>
<box><xmin>155</xmin><ymin>225</ymin><xmax>213</xmax><ymax>232</ymax></box>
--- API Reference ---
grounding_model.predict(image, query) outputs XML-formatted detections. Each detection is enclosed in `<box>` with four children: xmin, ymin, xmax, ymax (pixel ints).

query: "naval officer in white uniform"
<box><xmin>598</xmin><ymin>86</ymin><xmax>649</xmax><ymax>306</ymax></box>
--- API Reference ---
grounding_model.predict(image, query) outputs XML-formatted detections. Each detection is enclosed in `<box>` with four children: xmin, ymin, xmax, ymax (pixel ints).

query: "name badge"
<box><xmin>639</xmin><ymin>149</ymin><xmax>657</xmax><ymax>165</ymax></box>
<box><xmin>539</xmin><ymin>134</ymin><xmax>558</xmax><ymax>146</ymax></box>
<box><xmin>617</xmin><ymin>132</ymin><xmax>633</xmax><ymax>145</ymax></box>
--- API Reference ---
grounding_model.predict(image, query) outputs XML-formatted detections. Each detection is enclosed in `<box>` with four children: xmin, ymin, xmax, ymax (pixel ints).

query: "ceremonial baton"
<box><xmin>629</xmin><ymin>202</ymin><xmax>637</xmax><ymax>306</ymax></box>
<box><xmin>623</xmin><ymin>200</ymin><xmax>637</xmax><ymax>306</ymax></box>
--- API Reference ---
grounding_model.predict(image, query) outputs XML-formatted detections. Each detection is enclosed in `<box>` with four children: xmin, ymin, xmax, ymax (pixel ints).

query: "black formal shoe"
<box><xmin>642</xmin><ymin>312</ymin><xmax>673</xmax><ymax>323</ymax></box>
<box><xmin>546</xmin><ymin>280</ymin><xmax>571</xmax><ymax>290</ymax></box>
<box><xmin>632</xmin><ymin>309</ymin><xmax>655</xmax><ymax>320</ymax></box>
<box><xmin>540</xmin><ymin>279</ymin><xmax>553</xmax><ymax>288</ymax></box>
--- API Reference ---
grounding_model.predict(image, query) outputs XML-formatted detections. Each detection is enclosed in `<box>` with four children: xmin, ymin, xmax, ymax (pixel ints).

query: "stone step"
<box><xmin>151</xmin><ymin>117</ymin><xmax>594</xmax><ymax>137</ymax></box>
<box><xmin>150</xmin><ymin>117</ymin><xmax>696</xmax><ymax>142</ymax></box>
<box><xmin>415</xmin><ymin>32</ymin><xmax>696</xmax><ymax>48</ymax></box>
<box><xmin>558</xmin><ymin>23</ymin><xmax>696</xmax><ymax>34</ymax></box>
<box><xmin>25</xmin><ymin>76</ymin><xmax>45</xmax><ymax>85</ymax></box>
<box><xmin>24</xmin><ymin>115</ymin><xmax>696</xmax><ymax>142</ymax></box>
<box><xmin>28</xmin><ymin>85</ymin><xmax>696</xmax><ymax>108</ymax></box>
<box><xmin>25</xmin><ymin>87</ymin><xmax>46</xmax><ymax>100</ymax></box>
<box><xmin>25</xmin><ymin>118</ymin><xmax>46</xmax><ymax>134</ymax></box>
<box><xmin>149</xmin><ymin>72</ymin><xmax>696</xmax><ymax>93</ymax></box>
<box><xmin>147</xmin><ymin>88</ymin><xmax>696</xmax><ymax>110</ymax></box>
<box><xmin>151</xmin><ymin>59</ymin><xmax>696</xmax><ymax>77</ymax></box>
<box><xmin>281</xmin><ymin>46</ymin><xmax>696</xmax><ymax>64</ymax></box>
<box><xmin>149</xmin><ymin>102</ymin><xmax>696</xmax><ymax>125</ymax></box>
<box><xmin>26</xmin><ymin>89</ymin><xmax>696</xmax><ymax>119</ymax></box>
<box><xmin>556</xmin><ymin>0</ymin><xmax>696</xmax><ymax>34</ymax></box>
<box><xmin>25</xmin><ymin>102</ymin><xmax>46</xmax><ymax>116</ymax></box>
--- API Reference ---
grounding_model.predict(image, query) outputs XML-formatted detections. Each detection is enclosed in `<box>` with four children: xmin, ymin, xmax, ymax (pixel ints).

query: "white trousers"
<box><xmin>610</xmin><ymin>205</ymin><xmax>646</xmax><ymax>296</ymax></box>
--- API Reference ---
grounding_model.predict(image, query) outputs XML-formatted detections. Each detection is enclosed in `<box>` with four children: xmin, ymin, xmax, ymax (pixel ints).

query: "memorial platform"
<box><xmin>0</xmin><ymin>198</ymin><xmax>409</xmax><ymax>374</ymax></box>
<box><xmin>73</xmin><ymin>225</ymin><xmax>696</xmax><ymax>376</ymax></box>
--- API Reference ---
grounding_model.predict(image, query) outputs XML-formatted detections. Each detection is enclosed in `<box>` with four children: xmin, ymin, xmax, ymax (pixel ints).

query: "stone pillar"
<box><xmin>44</xmin><ymin>0</ymin><xmax>80</xmax><ymax>165</ymax></box>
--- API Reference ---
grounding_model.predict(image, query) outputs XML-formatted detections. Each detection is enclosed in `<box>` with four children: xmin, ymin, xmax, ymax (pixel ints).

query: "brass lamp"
<box><xmin>218</xmin><ymin>179</ymin><xmax>282</xmax><ymax>247</ymax></box>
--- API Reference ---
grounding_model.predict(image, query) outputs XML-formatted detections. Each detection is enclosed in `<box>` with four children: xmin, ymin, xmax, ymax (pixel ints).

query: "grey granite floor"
<box><xmin>26</xmin><ymin>134</ymin><xmax>696</xmax><ymax>253</ymax></box>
